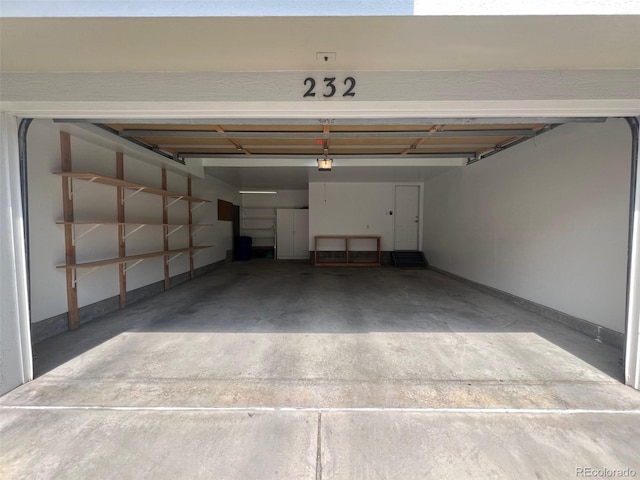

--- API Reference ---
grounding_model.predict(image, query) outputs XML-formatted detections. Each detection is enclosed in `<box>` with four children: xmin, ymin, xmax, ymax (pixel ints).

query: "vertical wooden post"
<box><xmin>116</xmin><ymin>152</ymin><xmax>126</xmax><ymax>309</ymax></box>
<box><xmin>188</xmin><ymin>177</ymin><xmax>194</xmax><ymax>280</ymax></box>
<box><xmin>60</xmin><ymin>132</ymin><xmax>79</xmax><ymax>330</ymax></box>
<box><xmin>162</xmin><ymin>168</ymin><xmax>170</xmax><ymax>290</ymax></box>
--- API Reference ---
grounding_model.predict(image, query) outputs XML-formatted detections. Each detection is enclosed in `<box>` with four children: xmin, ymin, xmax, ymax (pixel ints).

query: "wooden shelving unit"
<box><xmin>314</xmin><ymin>235</ymin><xmax>381</xmax><ymax>266</ymax></box>
<box><xmin>56</xmin><ymin>221</ymin><xmax>213</xmax><ymax>226</ymax></box>
<box><xmin>56</xmin><ymin>132</ymin><xmax>212</xmax><ymax>330</ymax></box>
<box><xmin>56</xmin><ymin>246</ymin><xmax>211</xmax><ymax>270</ymax></box>
<box><xmin>53</xmin><ymin>171</ymin><xmax>209</xmax><ymax>204</ymax></box>
<box><xmin>55</xmin><ymin>221</ymin><xmax>214</xmax><ymax>245</ymax></box>
<box><xmin>240</xmin><ymin>208</ymin><xmax>276</xmax><ymax>256</ymax></box>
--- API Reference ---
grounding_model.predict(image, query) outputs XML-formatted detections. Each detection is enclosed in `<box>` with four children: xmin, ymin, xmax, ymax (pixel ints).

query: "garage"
<box><xmin>1</xmin><ymin>10</ymin><xmax>640</xmax><ymax>479</ymax></box>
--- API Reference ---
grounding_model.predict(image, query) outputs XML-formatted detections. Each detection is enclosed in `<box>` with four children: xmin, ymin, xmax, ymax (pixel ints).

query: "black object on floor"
<box><xmin>234</xmin><ymin>236</ymin><xmax>252</xmax><ymax>261</ymax></box>
<box><xmin>391</xmin><ymin>251</ymin><xmax>428</xmax><ymax>268</ymax></box>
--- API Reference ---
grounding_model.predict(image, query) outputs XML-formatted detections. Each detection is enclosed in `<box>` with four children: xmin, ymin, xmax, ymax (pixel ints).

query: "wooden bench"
<box><xmin>313</xmin><ymin>235</ymin><xmax>381</xmax><ymax>266</ymax></box>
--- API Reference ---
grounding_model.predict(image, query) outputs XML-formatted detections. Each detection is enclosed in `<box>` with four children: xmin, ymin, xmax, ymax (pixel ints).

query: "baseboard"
<box><xmin>430</xmin><ymin>266</ymin><xmax>624</xmax><ymax>349</ymax></box>
<box><xmin>30</xmin><ymin>313</ymin><xmax>68</xmax><ymax>344</ymax></box>
<box><xmin>31</xmin><ymin>258</ymin><xmax>227</xmax><ymax>344</ymax></box>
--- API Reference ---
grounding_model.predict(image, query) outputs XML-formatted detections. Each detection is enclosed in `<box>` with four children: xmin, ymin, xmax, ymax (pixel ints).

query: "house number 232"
<box><xmin>303</xmin><ymin>77</ymin><xmax>356</xmax><ymax>98</ymax></box>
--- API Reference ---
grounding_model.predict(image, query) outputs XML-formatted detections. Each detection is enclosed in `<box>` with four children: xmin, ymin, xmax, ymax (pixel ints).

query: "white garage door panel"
<box><xmin>0</xmin><ymin>113</ymin><xmax>33</xmax><ymax>395</ymax></box>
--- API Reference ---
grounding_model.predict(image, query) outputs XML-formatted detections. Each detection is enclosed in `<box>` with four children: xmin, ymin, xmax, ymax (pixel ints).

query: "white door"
<box><xmin>394</xmin><ymin>185</ymin><xmax>420</xmax><ymax>250</ymax></box>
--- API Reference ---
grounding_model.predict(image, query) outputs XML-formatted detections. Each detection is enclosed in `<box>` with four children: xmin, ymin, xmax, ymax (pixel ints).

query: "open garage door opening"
<box><xmin>4</xmin><ymin>115</ymin><xmax>633</xmax><ymax>399</ymax></box>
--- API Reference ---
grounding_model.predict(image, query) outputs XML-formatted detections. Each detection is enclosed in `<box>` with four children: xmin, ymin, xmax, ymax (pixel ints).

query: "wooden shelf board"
<box><xmin>57</xmin><ymin>246</ymin><xmax>211</xmax><ymax>269</ymax></box>
<box><xmin>315</xmin><ymin>235</ymin><xmax>381</xmax><ymax>240</ymax></box>
<box><xmin>56</xmin><ymin>221</ymin><xmax>213</xmax><ymax>226</ymax></box>
<box><xmin>54</xmin><ymin>172</ymin><xmax>211</xmax><ymax>203</ymax></box>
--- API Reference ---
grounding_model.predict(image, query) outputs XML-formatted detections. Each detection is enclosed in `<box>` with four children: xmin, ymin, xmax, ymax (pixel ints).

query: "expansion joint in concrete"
<box><xmin>316</xmin><ymin>411</ymin><xmax>322</xmax><ymax>480</ymax></box>
<box><xmin>2</xmin><ymin>405</ymin><xmax>640</xmax><ymax>415</ymax></box>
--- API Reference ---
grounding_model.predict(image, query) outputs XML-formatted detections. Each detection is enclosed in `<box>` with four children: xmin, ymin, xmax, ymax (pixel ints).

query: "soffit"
<box><xmin>1</xmin><ymin>16</ymin><xmax>640</xmax><ymax>72</ymax></box>
<box><xmin>207</xmin><ymin>166</ymin><xmax>456</xmax><ymax>190</ymax></box>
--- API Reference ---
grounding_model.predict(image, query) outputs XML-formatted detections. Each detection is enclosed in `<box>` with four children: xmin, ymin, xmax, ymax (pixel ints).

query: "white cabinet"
<box><xmin>276</xmin><ymin>209</ymin><xmax>309</xmax><ymax>260</ymax></box>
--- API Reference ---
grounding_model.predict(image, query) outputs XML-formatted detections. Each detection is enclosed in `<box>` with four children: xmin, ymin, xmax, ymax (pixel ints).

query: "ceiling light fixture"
<box><xmin>238</xmin><ymin>190</ymin><xmax>277</xmax><ymax>194</ymax></box>
<box><xmin>317</xmin><ymin>148</ymin><xmax>333</xmax><ymax>171</ymax></box>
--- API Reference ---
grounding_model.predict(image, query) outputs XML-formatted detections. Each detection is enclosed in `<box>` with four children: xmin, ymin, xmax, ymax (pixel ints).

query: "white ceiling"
<box><xmin>206</xmin><ymin>165</ymin><xmax>456</xmax><ymax>190</ymax></box>
<box><xmin>1</xmin><ymin>16</ymin><xmax>639</xmax><ymax>72</ymax></box>
<box><xmin>104</xmin><ymin>121</ymin><xmax>530</xmax><ymax>189</ymax></box>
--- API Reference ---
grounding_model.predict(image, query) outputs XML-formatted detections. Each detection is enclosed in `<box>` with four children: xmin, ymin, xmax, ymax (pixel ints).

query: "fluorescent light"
<box><xmin>239</xmin><ymin>190</ymin><xmax>277</xmax><ymax>194</ymax></box>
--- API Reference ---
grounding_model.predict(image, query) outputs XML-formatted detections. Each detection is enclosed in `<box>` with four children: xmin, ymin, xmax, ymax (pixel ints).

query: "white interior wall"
<box><xmin>240</xmin><ymin>190</ymin><xmax>308</xmax><ymax>209</ymax></box>
<box><xmin>27</xmin><ymin>120</ymin><xmax>70</xmax><ymax>321</ymax></box>
<box><xmin>27</xmin><ymin>120</ymin><xmax>235</xmax><ymax>324</ymax></box>
<box><xmin>308</xmin><ymin>182</ymin><xmax>423</xmax><ymax>251</ymax></box>
<box><xmin>190</xmin><ymin>174</ymin><xmax>236</xmax><ymax>269</ymax></box>
<box><xmin>423</xmin><ymin>119</ymin><xmax>632</xmax><ymax>333</ymax></box>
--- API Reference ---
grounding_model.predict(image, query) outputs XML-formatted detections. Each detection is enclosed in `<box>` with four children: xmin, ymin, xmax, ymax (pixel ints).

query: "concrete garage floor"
<box><xmin>2</xmin><ymin>261</ymin><xmax>640</xmax><ymax>479</ymax></box>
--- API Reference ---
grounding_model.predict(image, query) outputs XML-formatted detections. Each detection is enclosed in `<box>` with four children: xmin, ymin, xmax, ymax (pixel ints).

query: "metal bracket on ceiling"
<box><xmin>466</xmin><ymin>124</ymin><xmax>562</xmax><ymax>166</ymax></box>
<box><xmin>465</xmin><ymin>154</ymin><xmax>476</xmax><ymax>165</ymax></box>
<box><xmin>87</xmin><ymin>123</ymin><xmax>186</xmax><ymax>165</ymax></box>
